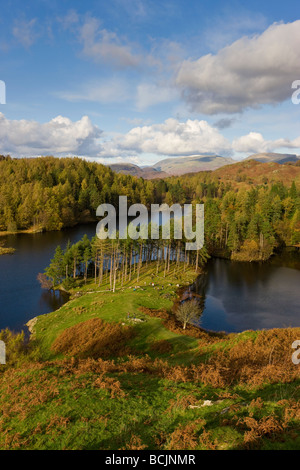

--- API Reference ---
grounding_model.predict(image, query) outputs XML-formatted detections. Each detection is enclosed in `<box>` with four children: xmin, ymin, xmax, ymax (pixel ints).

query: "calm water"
<box><xmin>0</xmin><ymin>224</ymin><xmax>299</xmax><ymax>333</ymax></box>
<box><xmin>192</xmin><ymin>250</ymin><xmax>300</xmax><ymax>333</ymax></box>
<box><xmin>0</xmin><ymin>224</ymin><xmax>97</xmax><ymax>332</ymax></box>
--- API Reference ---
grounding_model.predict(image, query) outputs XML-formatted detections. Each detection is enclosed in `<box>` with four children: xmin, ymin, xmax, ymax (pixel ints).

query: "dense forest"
<box><xmin>0</xmin><ymin>155</ymin><xmax>300</xmax><ymax>262</ymax></box>
<box><xmin>172</xmin><ymin>164</ymin><xmax>300</xmax><ymax>260</ymax></box>
<box><xmin>0</xmin><ymin>155</ymin><xmax>160</xmax><ymax>232</ymax></box>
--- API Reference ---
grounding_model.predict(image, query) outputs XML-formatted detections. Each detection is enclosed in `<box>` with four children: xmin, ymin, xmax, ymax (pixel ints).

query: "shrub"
<box><xmin>150</xmin><ymin>340</ymin><xmax>173</xmax><ymax>354</ymax></box>
<box><xmin>200</xmin><ymin>328</ymin><xmax>300</xmax><ymax>387</ymax></box>
<box><xmin>175</xmin><ymin>299</ymin><xmax>203</xmax><ymax>330</ymax></box>
<box><xmin>0</xmin><ymin>329</ymin><xmax>40</xmax><ymax>367</ymax></box>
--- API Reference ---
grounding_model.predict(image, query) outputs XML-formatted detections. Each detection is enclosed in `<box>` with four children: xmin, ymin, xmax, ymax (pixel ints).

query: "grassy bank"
<box><xmin>0</xmin><ymin>262</ymin><xmax>300</xmax><ymax>450</ymax></box>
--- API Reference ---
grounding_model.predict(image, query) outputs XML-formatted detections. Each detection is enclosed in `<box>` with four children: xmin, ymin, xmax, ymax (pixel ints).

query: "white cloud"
<box><xmin>99</xmin><ymin>119</ymin><xmax>300</xmax><ymax>160</ymax></box>
<box><xmin>0</xmin><ymin>113</ymin><xmax>102</xmax><ymax>157</ymax></box>
<box><xmin>214</xmin><ymin>117</ymin><xmax>236</xmax><ymax>130</ymax></box>
<box><xmin>79</xmin><ymin>17</ymin><xmax>140</xmax><ymax>68</ymax></box>
<box><xmin>112</xmin><ymin>0</ymin><xmax>148</xmax><ymax>20</ymax></box>
<box><xmin>233</xmin><ymin>132</ymin><xmax>300</xmax><ymax>154</ymax></box>
<box><xmin>59</xmin><ymin>10</ymin><xmax>79</xmax><ymax>29</ymax></box>
<box><xmin>101</xmin><ymin>118</ymin><xmax>232</xmax><ymax>157</ymax></box>
<box><xmin>233</xmin><ymin>132</ymin><xmax>271</xmax><ymax>154</ymax></box>
<box><xmin>12</xmin><ymin>18</ymin><xmax>38</xmax><ymax>48</ymax></box>
<box><xmin>1</xmin><ymin>113</ymin><xmax>299</xmax><ymax>162</ymax></box>
<box><xmin>146</xmin><ymin>38</ymin><xmax>186</xmax><ymax>74</ymax></box>
<box><xmin>176</xmin><ymin>20</ymin><xmax>300</xmax><ymax>114</ymax></box>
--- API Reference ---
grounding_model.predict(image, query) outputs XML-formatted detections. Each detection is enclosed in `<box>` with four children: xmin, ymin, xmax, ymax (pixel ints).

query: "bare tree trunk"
<box><xmin>94</xmin><ymin>251</ymin><xmax>98</xmax><ymax>283</ymax></box>
<box><xmin>164</xmin><ymin>242</ymin><xmax>168</xmax><ymax>278</ymax></box>
<box><xmin>110</xmin><ymin>251</ymin><xmax>113</xmax><ymax>290</ymax></box>
<box><xmin>176</xmin><ymin>241</ymin><xmax>180</xmax><ymax>265</ymax></box>
<box><xmin>133</xmin><ymin>250</ymin><xmax>137</xmax><ymax>274</ymax></box>
<box><xmin>124</xmin><ymin>247</ymin><xmax>128</xmax><ymax>283</ymax></box>
<box><xmin>84</xmin><ymin>260</ymin><xmax>88</xmax><ymax>284</ymax></box>
<box><xmin>121</xmin><ymin>253</ymin><xmax>124</xmax><ymax>286</ymax></box>
<box><xmin>137</xmin><ymin>243</ymin><xmax>143</xmax><ymax>282</ymax></box>
<box><xmin>167</xmin><ymin>241</ymin><xmax>171</xmax><ymax>273</ymax></box>
<box><xmin>98</xmin><ymin>251</ymin><xmax>104</xmax><ymax>287</ymax></box>
<box><xmin>156</xmin><ymin>246</ymin><xmax>160</xmax><ymax>274</ymax></box>
<box><xmin>195</xmin><ymin>250</ymin><xmax>199</xmax><ymax>272</ymax></box>
<box><xmin>113</xmin><ymin>243</ymin><xmax>119</xmax><ymax>293</ymax></box>
<box><xmin>73</xmin><ymin>257</ymin><xmax>77</xmax><ymax>279</ymax></box>
<box><xmin>129</xmin><ymin>245</ymin><xmax>132</xmax><ymax>281</ymax></box>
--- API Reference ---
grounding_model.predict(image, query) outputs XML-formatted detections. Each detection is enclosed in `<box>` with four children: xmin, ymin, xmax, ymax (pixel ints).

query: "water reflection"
<box><xmin>39</xmin><ymin>290</ymin><xmax>69</xmax><ymax>313</ymax></box>
<box><xmin>1</xmin><ymin>222</ymin><xmax>299</xmax><ymax>334</ymax></box>
<box><xmin>192</xmin><ymin>250</ymin><xmax>300</xmax><ymax>333</ymax></box>
<box><xmin>0</xmin><ymin>224</ymin><xmax>97</xmax><ymax>332</ymax></box>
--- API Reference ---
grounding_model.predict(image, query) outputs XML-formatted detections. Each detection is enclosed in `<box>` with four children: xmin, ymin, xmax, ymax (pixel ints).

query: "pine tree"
<box><xmin>45</xmin><ymin>245</ymin><xmax>65</xmax><ymax>286</ymax></box>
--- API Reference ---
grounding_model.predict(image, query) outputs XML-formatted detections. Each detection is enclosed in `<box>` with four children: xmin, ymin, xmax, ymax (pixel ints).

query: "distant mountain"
<box><xmin>152</xmin><ymin>154</ymin><xmax>235</xmax><ymax>175</ymax></box>
<box><xmin>246</xmin><ymin>152</ymin><xmax>300</xmax><ymax>164</ymax></box>
<box><xmin>108</xmin><ymin>154</ymin><xmax>234</xmax><ymax>179</ymax></box>
<box><xmin>108</xmin><ymin>163</ymin><xmax>145</xmax><ymax>178</ymax></box>
<box><xmin>108</xmin><ymin>163</ymin><xmax>168</xmax><ymax>179</ymax></box>
<box><xmin>108</xmin><ymin>153</ymin><xmax>300</xmax><ymax>180</ymax></box>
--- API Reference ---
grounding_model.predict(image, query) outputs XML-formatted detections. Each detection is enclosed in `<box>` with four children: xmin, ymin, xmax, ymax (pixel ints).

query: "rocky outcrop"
<box><xmin>26</xmin><ymin>317</ymin><xmax>38</xmax><ymax>336</ymax></box>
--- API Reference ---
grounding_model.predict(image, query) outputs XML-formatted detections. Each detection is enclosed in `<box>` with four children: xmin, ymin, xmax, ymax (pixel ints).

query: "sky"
<box><xmin>0</xmin><ymin>0</ymin><xmax>300</xmax><ymax>165</ymax></box>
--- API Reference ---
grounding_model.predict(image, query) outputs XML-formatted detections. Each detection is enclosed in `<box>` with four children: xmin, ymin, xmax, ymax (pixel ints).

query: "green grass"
<box><xmin>0</xmin><ymin>364</ymin><xmax>231</xmax><ymax>450</ymax></box>
<box><xmin>1</xmin><ymin>363</ymin><xmax>299</xmax><ymax>450</ymax></box>
<box><xmin>33</xmin><ymin>263</ymin><xmax>201</xmax><ymax>363</ymax></box>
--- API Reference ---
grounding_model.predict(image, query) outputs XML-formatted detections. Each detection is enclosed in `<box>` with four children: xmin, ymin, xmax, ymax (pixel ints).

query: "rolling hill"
<box><xmin>108</xmin><ymin>163</ymin><xmax>168</xmax><ymax>179</ymax></box>
<box><xmin>108</xmin><ymin>155</ymin><xmax>235</xmax><ymax>179</ymax></box>
<box><xmin>152</xmin><ymin>154</ymin><xmax>235</xmax><ymax>175</ymax></box>
<box><xmin>246</xmin><ymin>152</ymin><xmax>300</xmax><ymax>164</ymax></box>
<box><xmin>207</xmin><ymin>159</ymin><xmax>300</xmax><ymax>188</ymax></box>
<box><xmin>108</xmin><ymin>153</ymin><xmax>300</xmax><ymax>179</ymax></box>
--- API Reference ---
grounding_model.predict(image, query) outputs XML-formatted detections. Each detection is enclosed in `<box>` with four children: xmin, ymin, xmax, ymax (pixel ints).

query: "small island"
<box><xmin>0</xmin><ymin>241</ymin><xmax>15</xmax><ymax>255</ymax></box>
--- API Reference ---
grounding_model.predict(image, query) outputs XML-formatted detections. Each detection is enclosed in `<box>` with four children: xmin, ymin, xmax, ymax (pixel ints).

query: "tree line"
<box><xmin>1</xmin><ymin>155</ymin><xmax>300</xmax><ymax>261</ymax></box>
<box><xmin>42</xmin><ymin>231</ymin><xmax>210</xmax><ymax>291</ymax></box>
<box><xmin>0</xmin><ymin>156</ymin><xmax>160</xmax><ymax>232</ymax></box>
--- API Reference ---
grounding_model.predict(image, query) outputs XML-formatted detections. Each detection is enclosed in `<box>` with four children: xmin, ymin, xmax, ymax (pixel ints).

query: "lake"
<box><xmin>0</xmin><ymin>224</ymin><xmax>97</xmax><ymax>332</ymax></box>
<box><xmin>192</xmin><ymin>249</ymin><xmax>300</xmax><ymax>333</ymax></box>
<box><xmin>0</xmin><ymin>224</ymin><xmax>299</xmax><ymax>333</ymax></box>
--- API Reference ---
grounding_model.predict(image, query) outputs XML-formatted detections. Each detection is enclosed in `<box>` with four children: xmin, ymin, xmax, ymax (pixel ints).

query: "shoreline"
<box><xmin>23</xmin><ymin>246</ymin><xmax>300</xmax><ymax>338</ymax></box>
<box><xmin>0</xmin><ymin>227</ymin><xmax>44</xmax><ymax>237</ymax></box>
<box><xmin>25</xmin><ymin>265</ymin><xmax>202</xmax><ymax>338</ymax></box>
<box><xmin>0</xmin><ymin>217</ymin><xmax>98</xmax><ymax>238</ymax></box>
<box><xmin>0</xmin><ymin>246</ymin><xmax>15</xmax><ymax>255</ymax></box>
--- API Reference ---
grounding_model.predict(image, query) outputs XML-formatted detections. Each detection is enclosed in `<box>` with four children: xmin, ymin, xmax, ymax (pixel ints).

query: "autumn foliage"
<box><xmin>51</xmin><ymin>318</ymin><xmax>136</xmax><ymax>359</ymax></box>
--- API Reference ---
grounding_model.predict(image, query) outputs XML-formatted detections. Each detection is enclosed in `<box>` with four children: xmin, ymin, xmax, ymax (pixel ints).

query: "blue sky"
<box><xmin>0</xmin><ymin>0</ymin><xmax>300</xmax><ymax>164</ymax></box>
